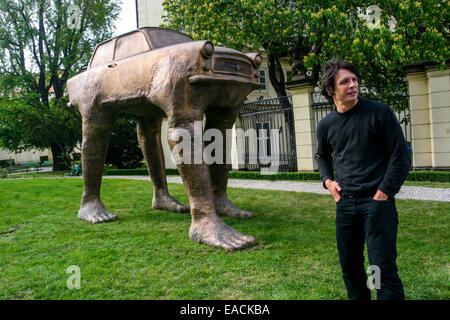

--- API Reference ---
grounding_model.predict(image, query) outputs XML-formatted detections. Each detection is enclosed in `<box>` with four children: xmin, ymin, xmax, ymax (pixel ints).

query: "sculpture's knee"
<box><xmin>167</xmin><ymin>126</ymin><xmax>196</xmax><ymax>165</ymax></box>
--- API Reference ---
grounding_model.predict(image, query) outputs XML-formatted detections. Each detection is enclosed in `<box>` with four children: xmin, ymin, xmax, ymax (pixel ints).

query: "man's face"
<box><xmin>332</xmin><ymin>68</ymin><xmax>359</xmax><ymax>104</ymax></box>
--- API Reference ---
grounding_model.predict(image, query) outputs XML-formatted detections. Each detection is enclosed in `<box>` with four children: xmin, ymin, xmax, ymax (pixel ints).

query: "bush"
<box><xmin>104</xmin><ymin>168</ymin><xmax>179</xmax><ymax>176</ymax></box>
<box><xmin>228</xmin><ymin>171</ymin><xmax>450</xmax><ymax>182</ymax></box>
<box><xmin>228</xmin><ymin>171</ymin><xmax>321</xmax><ymax>181</ymax></box>
<box><xmin>103</xmin><ymin>168</ymin><xmax>450</xmax><ymax>183</ymax></box>
<box><xmin>0</xmin><ymin>159</ymin><xmax>14</xmax><ymax>168</ymax></box>
<box><xmin>105</xmin><ymin>118</ymin><xmax>144</xmax><ymax>169</ymax></box>
<box><xmin>407</xmin><ymin>171</ymin><xmax>450</xmax><ymax>182</ymax></box>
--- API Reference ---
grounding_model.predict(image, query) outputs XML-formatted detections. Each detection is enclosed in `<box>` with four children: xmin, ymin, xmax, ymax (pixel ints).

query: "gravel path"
<box><xmin>99</xmin><ymin>176</ymin><xmax>450</xmax><ymax>202</ymax></box>
<box><xmin>8</xmin><ymin>175</ymin><xmax>449</xmax><ymax>202</ymax></box>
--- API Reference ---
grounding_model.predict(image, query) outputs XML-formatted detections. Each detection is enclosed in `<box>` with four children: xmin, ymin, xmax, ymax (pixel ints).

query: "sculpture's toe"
<box><xmin>152</xmin><ymin>195</ymin><xmax>189</xmax><ymax>213</ymax></box>
<box><xmin>215</xmin><ymin>197</ymin><xmax>254</xmax><ymax>219</ymax></box>
<box><xmin>189</xmin><ymin>216</ymin><xmax>256</xmax><ymax>251</ymax></box>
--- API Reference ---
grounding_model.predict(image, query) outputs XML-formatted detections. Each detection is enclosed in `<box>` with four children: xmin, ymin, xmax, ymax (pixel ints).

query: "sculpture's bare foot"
<box><xmin>152</xmin><ymin>195</ymin><xmax>189</xmax><ymax>213</ymax></box>
<box><xmin>214</xmin><ymin>196</ymin><xmax>254</xmax><ymax>219</ymax></box>
<box><xmin>78</xmin><ymin>199</ymin><xmax>118</xmax><ymax>223</ymax></box>
<box><xmin>189</xmin><ymin>215</ymin><xmax>256</xmax><ymax>251</ymax></box>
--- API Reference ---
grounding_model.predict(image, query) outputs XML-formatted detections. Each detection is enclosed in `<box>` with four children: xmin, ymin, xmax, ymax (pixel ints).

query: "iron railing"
<box><xmin>239</xmin><ymin>96</ymin><xmax>297</xmax><ymax>172</ymax></box>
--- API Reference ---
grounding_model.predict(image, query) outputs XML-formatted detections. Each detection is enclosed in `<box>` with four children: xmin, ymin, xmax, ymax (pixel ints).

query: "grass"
<box><xmin>402</xmin><ymin>181</ymin><xmax>450</xmax><ymax>188</ymax></box>
<box><xmin>0</xmin><ymin>178</ymin><xmax>449</xmax><ymax>300</ymax></box>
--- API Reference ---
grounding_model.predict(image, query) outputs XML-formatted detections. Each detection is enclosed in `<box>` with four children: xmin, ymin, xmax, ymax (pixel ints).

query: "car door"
<box><xmin>106</xmin><ymin>31</ymin><xmax>151</xmax><ymax>100</ymax></box>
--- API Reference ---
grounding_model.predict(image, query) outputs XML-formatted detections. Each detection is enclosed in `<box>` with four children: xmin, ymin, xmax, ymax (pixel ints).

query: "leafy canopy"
<box><xmin>162</xmin><ymin>0</ymin><xmax>449</xmax><ymax>104</ymax></box>
<box><xmin>0</xmin><ymin>0</ymin><xmax>120</xmax><ymax>168</ymax></box>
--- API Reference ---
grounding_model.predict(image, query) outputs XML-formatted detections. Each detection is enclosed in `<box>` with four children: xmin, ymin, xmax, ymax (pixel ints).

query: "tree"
<box><xmin>0</xmin><ymin>94</ymin><xmax>81</xmax><ymax>165</ymax></box>
<box><xmin>105</xmin><ymin>118</ymin><xmax>144</xmax><ymax>169</ymax></box>
<box><xmin>0</xmin><ymin>0</ymin><xmax>120</xmax><ymax>170</ymax></box>
<box><xmin>162</xmin><ymin>0</ymin><xmax>448</xmax><ymax>109</ymax></box>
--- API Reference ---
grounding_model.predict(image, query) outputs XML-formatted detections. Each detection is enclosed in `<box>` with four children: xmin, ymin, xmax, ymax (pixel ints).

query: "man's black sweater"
<box><xmin>316</xmin><ymin>98</ymin><xmax>411</xmax><ymax>199</ymax></box>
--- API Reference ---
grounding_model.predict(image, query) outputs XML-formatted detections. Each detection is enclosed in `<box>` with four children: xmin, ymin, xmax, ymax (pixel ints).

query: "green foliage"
<box><xmin>0</xmin><ymin>0</ymin><xmax>121</xmax><ymax>169</ymax></box>
<box><xmin>105</xmin><ymin>118</ymin><xmax>144</xmax><ymax>169</ymax></box>
<box><xmin>104</xmin><ymin>167</ymin><xmax>450</xmax><ymax>183</ymax></box>
<box><xmin>163</xmin><ymin>0</ymin><xmax>449</xmax><ymax>102</ymax></box>
<box><xmin>104</xmin><ymin>168</ymin><xmax>179</xmax><ymax>176</ymax></box>
<box><xmin>230</xmin><ymin>170</ymin><xmax>450</xmax><ymax>183</ymax></box>
<box><xmin>229</xmin><ymin>171</ymin><xmax>321</xmax><ymax>181</ymax></box>
<box><xmin>0</xmin><ymin>159</ymin><xmax>13</xmax><ymax>168</ymax></box>
<box><xmin>0</xmin><ymin>95</ymin><xmax>81</xmax><ymax>154</ymax></box>
<box><xmin>407</xmin><ymin>171</ymin><xmax>450</xmax><ymax>182</ymax></box>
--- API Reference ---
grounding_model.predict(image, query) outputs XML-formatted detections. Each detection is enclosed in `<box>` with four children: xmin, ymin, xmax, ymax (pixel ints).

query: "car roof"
<box><xmin>89</xmin><ymin>27</ymin><xmax>194</xmax><ymax>67</ymax></box>
<box><xmin>94</xmin><ymin>27</ymin><xmax>193</xmax><ymax>48</ymax></box>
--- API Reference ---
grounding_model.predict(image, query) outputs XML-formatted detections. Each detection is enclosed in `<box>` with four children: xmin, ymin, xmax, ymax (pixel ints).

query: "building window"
<box><xmin>258</xmin><ymin>68</ymin><xmax>267</xmax><ymax>92</ymax></box>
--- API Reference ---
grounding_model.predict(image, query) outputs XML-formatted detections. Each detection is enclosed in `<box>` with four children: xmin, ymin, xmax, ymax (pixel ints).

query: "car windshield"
<box><xmin>141</xmin><ymin>28</ymin><xmax>193</xmax><ymax>50</ymax></box>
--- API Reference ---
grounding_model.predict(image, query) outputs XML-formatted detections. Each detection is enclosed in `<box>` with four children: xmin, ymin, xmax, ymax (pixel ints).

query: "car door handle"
<box><xmin>107</xmin><ymin>63</ymin><xmax>117</xmax><ymax>68</ymax></box>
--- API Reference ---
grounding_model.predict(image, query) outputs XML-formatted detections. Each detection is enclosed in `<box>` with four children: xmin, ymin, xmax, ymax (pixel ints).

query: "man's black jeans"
<box><xmin>335</xmin><ymin>196</ymin><xmax>405</xmax><ymax>300</ymax></box>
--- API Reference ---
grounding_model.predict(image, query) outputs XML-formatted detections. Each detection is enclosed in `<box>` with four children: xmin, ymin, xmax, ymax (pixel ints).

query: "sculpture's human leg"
<box><xmin>78</xmin><ymin>107</ymin><xmax>118</xmax><ymax>223</ymax></box>
<box><xmin>136</xmin><ymin>117</ymin><xmax>189</xmax><ymax>213</ymax></box>
<box><xmin>204</xmin><ymin>107</ymin><xmax>254</xmax><ymax>218</ymax></box>
<box><xmin>167</xmin><ymin>109</ymin><xmax>256</xmax><ymax>251</ymax></box>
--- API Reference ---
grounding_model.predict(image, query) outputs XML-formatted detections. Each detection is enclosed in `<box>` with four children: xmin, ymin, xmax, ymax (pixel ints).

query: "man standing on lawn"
<box><xmin>316</xmin><ymin>58</ymin><xmax>410</xmax><ymax>300</ymax></box>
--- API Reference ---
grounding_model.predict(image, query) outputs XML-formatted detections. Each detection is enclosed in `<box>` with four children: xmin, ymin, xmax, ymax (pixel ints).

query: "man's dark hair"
<box><xmin>320</xmin><ymin>58</ymin><xmax>360</xmax><ymax>104</ymax></box>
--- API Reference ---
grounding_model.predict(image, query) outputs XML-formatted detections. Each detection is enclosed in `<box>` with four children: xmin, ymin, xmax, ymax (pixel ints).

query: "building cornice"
<box><xmin>404</xmin><ymin>60</ymin><xmax>450</xmax><ymax>74</ymax></box>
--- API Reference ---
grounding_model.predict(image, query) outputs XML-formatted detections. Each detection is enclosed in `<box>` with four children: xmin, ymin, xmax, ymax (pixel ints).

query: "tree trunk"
<box><xmin>267</xmin><ymin>53</ymin><xmax>288</xmax><ymax>97</ymax></box>
<box><xmin>51</xmin><ymin>143</ymin><xmax>70</xmax><ymax>171</ymax></box>
<box><xmin>266</xmin><ymin>52</ymin><xmax>291</xmax><ymax>108</ymax></box>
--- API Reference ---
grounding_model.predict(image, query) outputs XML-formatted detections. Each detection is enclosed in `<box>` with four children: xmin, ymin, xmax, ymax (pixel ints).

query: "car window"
<box><xmin>142</xmin><ymin>28</ymin><xmax>192</xmax><ymax>49</ymax></box>
<box><xmin>114</xmin><ymin>31</ymin><xmax>150</xmax><ymax>60</ymax></box>
<box><xmin>90</xmin><ymin>39</ymin><xmax>115</xmax><ymax>68</ymax></box>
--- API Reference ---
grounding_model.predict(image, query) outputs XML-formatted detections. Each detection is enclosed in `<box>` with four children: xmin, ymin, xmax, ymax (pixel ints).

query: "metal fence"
<box><xmin>237</xmin><ymin>91</ymin><xmax>411</xmax><ymax>173</ymax></box>
<box><xmin>238</xmin><ymin>96</ymin><xmax>298</xmax><ymax>172</ymax></box>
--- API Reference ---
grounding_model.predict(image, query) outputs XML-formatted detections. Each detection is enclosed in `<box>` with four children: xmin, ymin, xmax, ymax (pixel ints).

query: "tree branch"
<box><xmin>17</xmin><ymin>0</ymin><xmax>42</xmax><ymax>69</ymax></box>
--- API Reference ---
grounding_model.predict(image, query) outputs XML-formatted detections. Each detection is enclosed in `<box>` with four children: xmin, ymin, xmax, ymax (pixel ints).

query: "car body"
<box><xmin>67</xmin><ymin>27</ymin><xmax>262</xmax><ymax>116</ymax></box>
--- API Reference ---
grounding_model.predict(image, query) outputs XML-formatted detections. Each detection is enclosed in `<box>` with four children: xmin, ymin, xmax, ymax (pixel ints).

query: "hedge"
<box><xmin>104</xmin><ymin>168</ymin><xmax>179</xmax><ymax>176</ymax></box>
<box><xmin>228</xmin><ymin>171</ymin><xmax>321</xmax><ymax>181</ymax></box>
<box><xmin>103</xmin><ymin>168</ymin><xmax>450</xmax><ymax>182</ymax></box>
<box><xmin>406</xmin><ymin>171</ymin><xmax>450</xmax><ymax>182</ymax></box>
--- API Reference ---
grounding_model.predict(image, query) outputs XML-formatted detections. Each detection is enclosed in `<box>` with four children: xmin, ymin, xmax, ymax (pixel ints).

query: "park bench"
<box><xmin>21</xmin><ymin>161</ymin><xmax>40</xmax><ymax>167</ymax></box>
<box><xmin>5</xmin><ymin>161</ymin><xmax>41</xmax><ymax>174</ymax></box>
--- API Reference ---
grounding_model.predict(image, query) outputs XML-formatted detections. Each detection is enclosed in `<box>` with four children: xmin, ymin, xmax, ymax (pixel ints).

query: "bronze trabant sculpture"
<box><xmin>67</xmin><ymin>27</ymin><xmax>262</xmax><ymax>251</ymax></box>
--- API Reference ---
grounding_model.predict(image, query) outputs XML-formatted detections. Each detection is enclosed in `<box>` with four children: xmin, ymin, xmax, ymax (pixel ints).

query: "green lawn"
<box><xmin>0</xmin><ymin>178</ymin><xmax>448</xmax><ymax>299</ymax></box>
